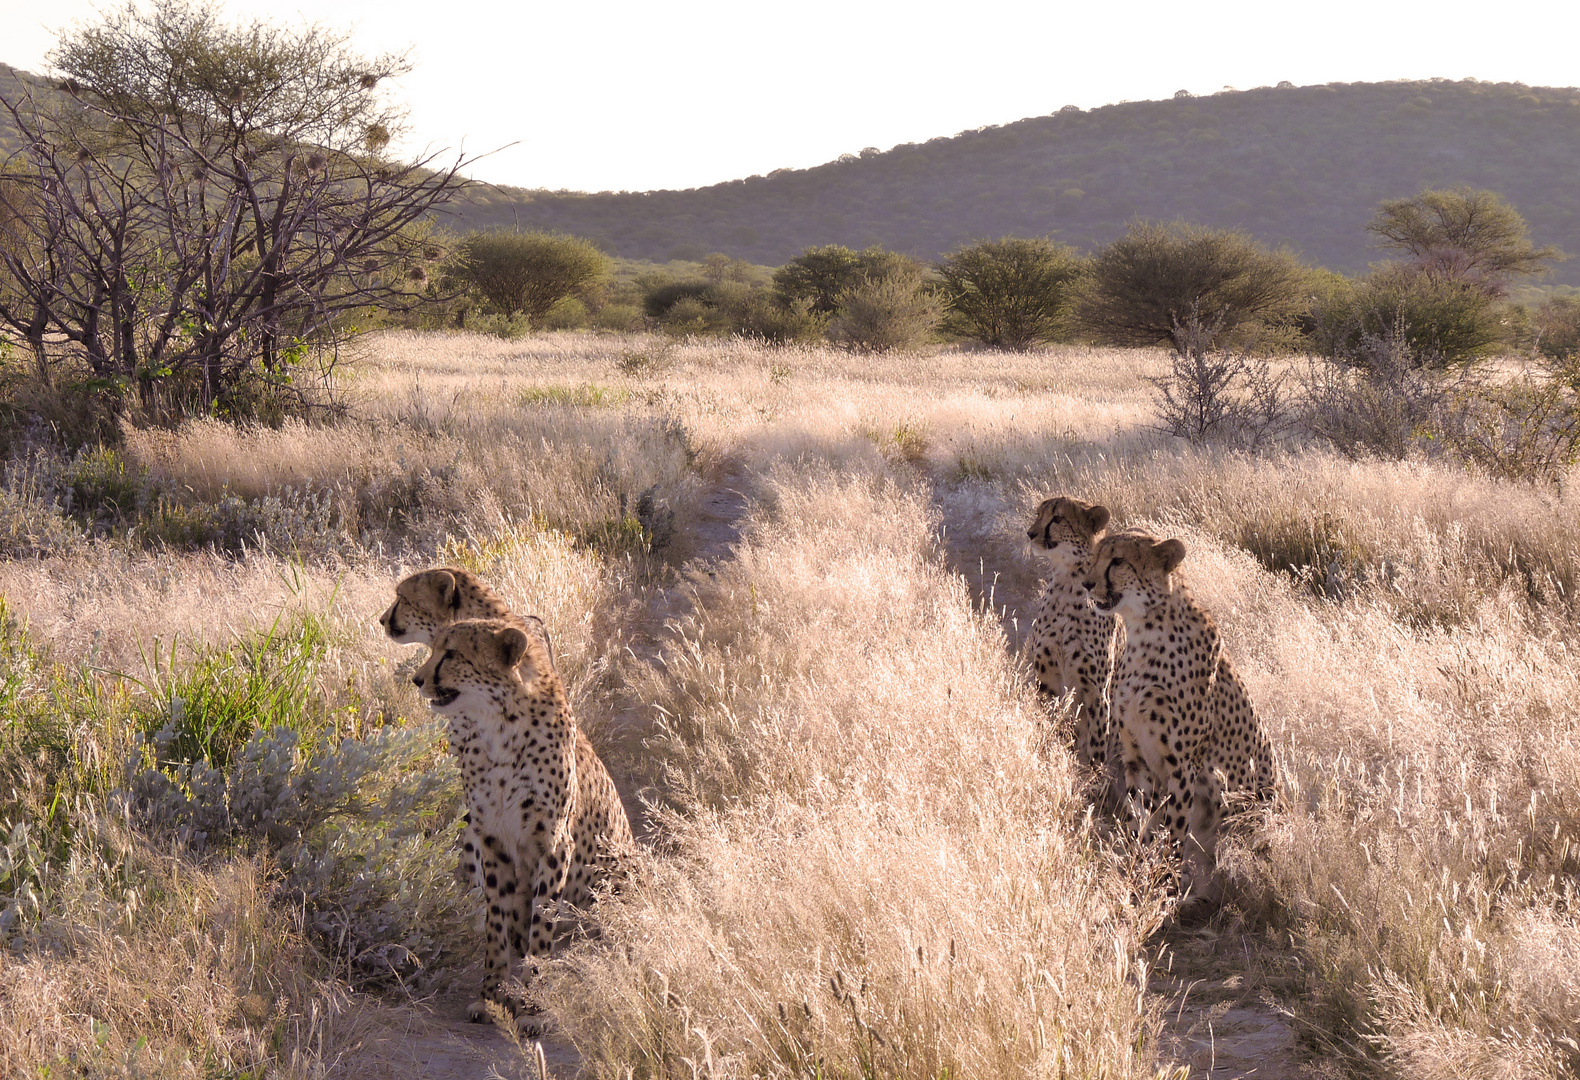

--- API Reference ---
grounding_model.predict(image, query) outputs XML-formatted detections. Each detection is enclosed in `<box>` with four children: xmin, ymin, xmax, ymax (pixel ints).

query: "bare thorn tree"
<box><xmin>1151</xmin><ymin>303</ymin><xmax>1291</xmax><ymax>449</ymax></box>
<box><xmin>0</xmin><ymin>0</ymin><xmax>472</xmax><ymax>415</ymax></box>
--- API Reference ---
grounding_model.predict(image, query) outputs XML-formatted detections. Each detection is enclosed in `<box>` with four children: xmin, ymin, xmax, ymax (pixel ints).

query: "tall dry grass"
<box><xmin>1</xmin><ymin>329</ymin><xmax>1577</xmax><ymax>1076</ymax></box>
<box><xmin>541</xmin><ymin>465</ymin><xmax>1175</xmax><ymax>1080</ymax></box>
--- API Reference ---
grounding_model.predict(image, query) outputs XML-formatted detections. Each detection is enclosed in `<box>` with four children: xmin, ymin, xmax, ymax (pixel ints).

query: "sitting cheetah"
<box><xmin>1082</xmin><ymin>530</ymin><xmax>1277</xmax><ymax>910</ymax></box>
<box><xmin>381</xmin><ymin>566</ymin><xmax>552</xmax><ymax>661</ymax></box>
<box><xmin>382</xmin><ymin>567</ymin><xmax>560</xmax><ymax>891</ymax></box>
<box><xmin>413</xmin><ymin>617</ymin><xmax>633</xmax><ymax>1028</ymax></box>
<box><xmin>1025</xmin><ymin>497</ymin><xmax>1122</xmax><ymax>775</ymax></box>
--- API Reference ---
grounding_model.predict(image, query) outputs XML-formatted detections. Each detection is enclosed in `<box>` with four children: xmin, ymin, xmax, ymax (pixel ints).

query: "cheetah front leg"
<box><xmin>469</xmin><ymin>841</ymin><xmax>528</xmax><ymax>1024</ymax></box>
<box><xmin>1113</xmin><ymin>723</ymin><xmax>1161</xmax><ymax>835</ymax></box>
<box><xmin>506</xmin><ymin>841</ymin><xmax>574</xmax><ymax>1035</ymax></box>
<box><xmin>1177</xmin><ymin>772</ymin><xmax>1224</xmax><ymax>916</ymax></box>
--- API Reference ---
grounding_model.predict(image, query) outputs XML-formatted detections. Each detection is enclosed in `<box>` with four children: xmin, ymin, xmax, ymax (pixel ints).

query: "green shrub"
<box><xmin>456</xmin><ymin>231</ymin><xmax>607</xmax><ymax>325</ymax></box>
<box><xmin>641</xmin><ymin>280</ymin><xmax>711</xmax><ymax>318</ymax></box>
<box><xmin>828</xmin><ymin>265</ymin><xmax>941</xmax><ymax>353</ymax></box>
<box><xmin>1317</xmin><ymin>265</ymin><xmax>1504</xmax><ymax>369</ymax></box>
<box><xmin>133</xmin><ymin>612</ymin><xmax>349</xmax><ymax>772</ymax></box>
<box><xmin>774</xmin><ymin>245</ymin><xmax>921</xmax><ymax>317</ymax></box>
<box><xmin>935</xmin><ymin>236</ymin><xmax>1085</xmax><ymax>350</ymax></box>
<box><xmin>1078</xmin><ymin>220</ymin><xmax>1307</xmax><ymax>353</ymax></box>
<box><xmin>642</xmin><ymin>279</ymin><xmax>823</xmax><ymax>342</ymax></box>
<box><xmin>731</xmin><ymin>294</ymin><xmax>826</xmax><ymax>344</ymax></box>
<box><xmin>592</xmin><ymin>302</ymin><xmax>645</xmax><ymax>332</ymax></box>
<box><xmin>538</xmin><ymin>296</ymin><xmax>590</xmax><ymax>331</ymax></box>
<box><xmin>658</xmin><ymin>295</ymin><xmax>725</xmax><ymax>337</ymax></box>
<box><xmin>1535</xmin><ymin>296</ymin><xmax>1580</xmax><ymax>361</ymax></box>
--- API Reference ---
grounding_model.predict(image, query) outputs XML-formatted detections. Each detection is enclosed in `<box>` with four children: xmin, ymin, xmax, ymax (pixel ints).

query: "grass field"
<box><xmin>0</xmin><ymin>330</ymin><xmax>1576</xmax><ymax>1078</ymax></box>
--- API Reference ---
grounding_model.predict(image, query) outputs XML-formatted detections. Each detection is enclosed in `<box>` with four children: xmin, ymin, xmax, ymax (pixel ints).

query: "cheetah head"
<box><xmin>382</xmin><ymin>567</ymin><xmax>493</xmax><ymax>646</ymax></box>
<box><xmin>1025</xmin><ymin>496</ymin><xmax>1110</xmax><ymax>570</ymax></box>
<box><xmin>412</xmin><ymin>617</ymin><xmax>552</xmax><ymax>713</ymax></box>
<box><xmin>1082</xmin><ymin>530</ymin><xmax>1186</xmax><ymax>623</ymax></box>
<box><xmin>381</xmin><ymin>567</ymin><xmax>554</xmax><ymax>664</ymax></box>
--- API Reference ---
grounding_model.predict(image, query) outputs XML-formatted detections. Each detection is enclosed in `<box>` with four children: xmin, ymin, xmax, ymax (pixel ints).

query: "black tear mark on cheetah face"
<box><xmin>1084</xmin><ymin>531</ymin><xmax>1186</xmax><ymax>615</ymax></box>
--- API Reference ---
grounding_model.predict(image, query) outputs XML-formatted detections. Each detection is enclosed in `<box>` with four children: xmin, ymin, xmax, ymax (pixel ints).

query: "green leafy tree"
<box><xmin>1078</xmin><ymin>221</ymin><xmax>1307</xmax><ymax>354</ymax></box>
<box><xmin>1366</xmin><ymin>188</ymin><xmax>1560</xmax><ymax>297</ymax></box>
<box><xmin>773</xmin><ymin>245</ymin><xmax>914</xmax><ymax>316</ymax></box>
<box><xmin>935</xmin><ymin>237</ymin><xmax>1084</xmax><ymax>350</ymax></box>
<box><xmin>457</xmin><ymin>232</ymin><xmax>607</xmax><ymax>326</ymax></box>
<box><xmin>700</xmin><ymin>252</ymin><xmax>758</xmax><ymax>285</ymax></box>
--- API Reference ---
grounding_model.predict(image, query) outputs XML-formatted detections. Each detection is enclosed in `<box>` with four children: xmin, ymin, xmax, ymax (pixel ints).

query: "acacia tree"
<box><xmin>0</xmin><ymin>0</ymin><xmax>470</xmax><ymax>411</ymax></box>
<box><xmin>773</xmin><ymin>245</ymin><xmax>915</xmax><ymax>317</ymax></box>
<box><xmin>935</xmin><ymin>236</ymin><xmax>1084</xmax><ymax>350</ymax></box>
<box><xmin>457</xmin><ymin>231</ymin><xmax>606</xmax><ymax>325</ymax></box>
<box><xmin>1366</xmin><ymin>188</ymin><xmax>1559</xmax><ymax>297</ymax></box>
<box><xmin>1078</xmin><ymin>221</ymin><xmax>1307</xmax><ymax>355</ymax></box>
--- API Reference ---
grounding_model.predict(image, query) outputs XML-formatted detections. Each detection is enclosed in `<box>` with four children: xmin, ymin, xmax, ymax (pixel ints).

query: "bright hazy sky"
<box><xmin>4</xmin><ymin>0</ymin><xmax>1578</xmax><ymax>193</ymax></box>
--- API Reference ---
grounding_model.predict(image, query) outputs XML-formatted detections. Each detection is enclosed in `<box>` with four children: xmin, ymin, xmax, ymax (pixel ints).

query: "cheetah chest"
<box><xmin>449</xmin><ymin>691</ymin><xmax>575</xmax><ymax>836</ymax></box>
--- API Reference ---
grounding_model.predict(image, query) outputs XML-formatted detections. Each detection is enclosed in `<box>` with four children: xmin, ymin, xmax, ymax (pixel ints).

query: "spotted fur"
<box><xmin>413</xmin><ymin>618</ymin><xmax>632</xmax><ymax>1029</ymax></box>
<box><xmin>1083</xmin><ymin>530</ymin><xmax>1277</xmax><ymax>910</ymax></box>
<box><xmin>1025</xmin><ymin>496</ymin><xmax>1122</xmax><ymax>776</ymax></box>
<box><xmin>382</xmin><ymin>567</ymin><xmax>555</xmax><ymax>893</ymax></box>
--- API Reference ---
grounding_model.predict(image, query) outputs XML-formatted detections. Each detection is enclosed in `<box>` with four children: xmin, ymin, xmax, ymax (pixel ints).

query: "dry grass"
<box><xmin>1</xmin><ymin>330</ymin><xmax>1577</xmax><ymax>1077</ymax></box>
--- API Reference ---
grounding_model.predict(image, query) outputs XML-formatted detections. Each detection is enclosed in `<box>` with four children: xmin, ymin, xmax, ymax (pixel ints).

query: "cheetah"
<box><xmin>381</xmin><ymin>566</ymin><xmax>556</xmax><ymax>892</ymax></box>
<box><xmin>380</xmin><ymin>566</ymin><xmax>552</xmax><ymax>659</ymax></box>
<box><xmin>412</xmin><ymin>617</ymin><xmax>633</xmax><ymax>1028</ymax></box>
<box><xmin>1024</xmin><ymin>496</ymin><xmax>1122</xmax><ymax>776</ymax></box>
<box><xmin>1082</xmin><ymin>530</ymin><xmax>1277</xmax><ymax>910</ymax></box>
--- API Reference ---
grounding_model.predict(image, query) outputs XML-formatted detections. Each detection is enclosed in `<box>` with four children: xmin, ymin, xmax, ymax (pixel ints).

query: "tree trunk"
<box><xmin>26</xmin><ymin>302</ymin><xmax>50</xmax><ymax>388</ymax></box>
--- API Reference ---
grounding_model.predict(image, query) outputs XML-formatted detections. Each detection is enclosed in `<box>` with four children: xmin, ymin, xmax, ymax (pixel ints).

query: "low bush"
<box><xmin>1314</xmin><ymin>264</ymin><xmax>1505</xmax><ymax>369</ymax></box>
<box><xmin>1438</xmin><ymin>357</ymin><xmax>1580</xmax><ymax>484</ymax></box>
<box><xmin>828</xmin><ymin>266</ymin><xmax>941</xmax><ymax>353</ymax></box>
<box><xmin>1151</xmin><ymin>349</ymin><xmax>1290</xmax><ymax>449</ymax></box>
<box><xmin>1299</xmin><ymin>318</ymin><xmax>1446</xmax><ymax>460</ymax></box>
<box><xmin>1534</xmin><ymin>295</ymin><xmax>1580</xmax><ymax>361</ymax></box>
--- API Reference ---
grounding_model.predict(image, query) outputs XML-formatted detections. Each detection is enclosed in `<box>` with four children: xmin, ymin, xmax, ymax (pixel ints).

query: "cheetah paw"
<box><xmin>514</xmin><ymin>1007</ymin><xmax>550</xmax><ymax>1037</ymax></box>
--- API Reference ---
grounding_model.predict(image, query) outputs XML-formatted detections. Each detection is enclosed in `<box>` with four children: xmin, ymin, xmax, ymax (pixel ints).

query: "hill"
<box><xmin>0</xmin><ymin>62</ymin><xmax>43</xmax><ymax>157</ymax></box>
<box><xmin>5</xmin><ymin>66</ymin><xmax>1579</xmax><ymax>283</ymax></box>
<box><xmin>446</xmin><ymin>78</ymin><xmax>1580</xmax><ymax>284</ymax></box>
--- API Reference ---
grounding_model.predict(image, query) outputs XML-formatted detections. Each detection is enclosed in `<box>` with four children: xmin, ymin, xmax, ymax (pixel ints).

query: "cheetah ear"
<box><xmin>1154</xmin><ymin>538</ymin><xmax>1187</xmax><ymax>573</ymax></box>
<box><xmin>1085</xmin><ymin>503</ymin><xmax>1111</xmax><ymax>535</ymax></box>
<box><xmin>495</xmin><ymin>625</ymin><xmax>531</xmax><ymax>671</ymax></box>
<box><xmin>428</xmin><ymin>569</ymin><xmax>458</xmax><ymax>611</ymax></box>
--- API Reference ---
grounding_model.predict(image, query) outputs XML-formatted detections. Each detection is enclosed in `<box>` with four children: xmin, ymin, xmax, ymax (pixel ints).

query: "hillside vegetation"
<box><xmin>448</xmin><ymin>79</ymin><xmax>1580</xmax><ymax>282</ymax></box>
